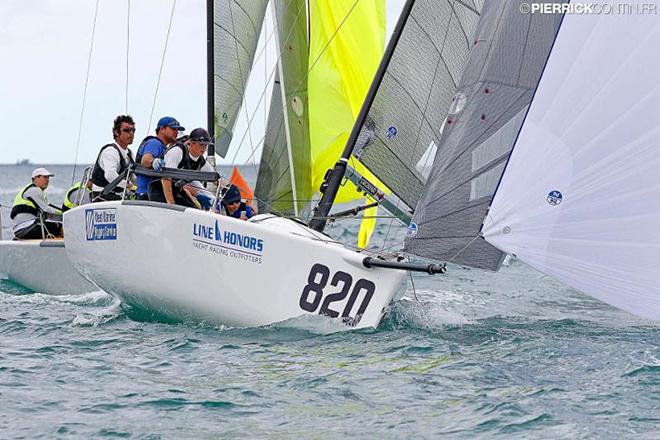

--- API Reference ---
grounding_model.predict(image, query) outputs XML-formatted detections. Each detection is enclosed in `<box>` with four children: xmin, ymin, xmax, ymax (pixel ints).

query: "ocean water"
<box><xmin>1</xmin><ymin>164</ymin><xmax>658</xmax><ymax>439</ymax></box>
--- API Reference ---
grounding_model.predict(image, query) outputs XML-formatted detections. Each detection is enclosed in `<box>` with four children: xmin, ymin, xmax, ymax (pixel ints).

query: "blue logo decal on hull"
<box><xmin>85</xmin><ymin>208</ymin><xmax>117</xmax><ymax>240</ymax></box>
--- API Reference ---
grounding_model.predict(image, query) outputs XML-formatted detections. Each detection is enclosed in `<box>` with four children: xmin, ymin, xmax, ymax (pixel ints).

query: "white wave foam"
<box><xmin>274</xmin><ymin>314</ymin><xmax>360</xmax><ymax>335</ymax></box>
<box><xmin>395</xmin><ymin>294</ymin><xmax>471</xmax><ymax>328</ymax></box>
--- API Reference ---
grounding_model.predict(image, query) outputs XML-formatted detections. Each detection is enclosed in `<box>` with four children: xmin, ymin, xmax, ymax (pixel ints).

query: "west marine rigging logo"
<box><xmin>406</xmin><ymin>222</ymin><xmax>418</xmax><ymax>237</ymax></box>
<box><xmin>547</xmin><ymin>190</ymin><xmax>563</xmax><ymax>206</ymax></box>
<box><xmin>85</xmin><ymin>208</ymin><xmax>117</xmax><ymax>241</ymax></box>
<box><xmin>386</xmin><ymin>126</ymin><xmax>398</xmax><ymax>139</ymax></box>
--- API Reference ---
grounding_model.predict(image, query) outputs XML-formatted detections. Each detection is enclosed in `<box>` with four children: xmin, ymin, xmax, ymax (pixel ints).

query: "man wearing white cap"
<box><xmin>10</xmin><ymin>168</ymin><xmax>63</xmax><ymax>239</ymax></box>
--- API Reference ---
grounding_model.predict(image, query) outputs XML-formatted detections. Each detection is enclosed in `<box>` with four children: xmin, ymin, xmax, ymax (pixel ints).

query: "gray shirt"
<box><xmin>12</xmin><ymin>186</ymin><xmax>62</xmax><ymax>233</ymax></box>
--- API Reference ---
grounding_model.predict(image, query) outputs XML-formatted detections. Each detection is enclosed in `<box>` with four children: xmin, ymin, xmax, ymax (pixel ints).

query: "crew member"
<box><xmin>62</xmin><ymin>179</ymin><xmax>91</xmax><ymax>212</ymax></box>
<box><xmin>156</xmin><ymin>127</ymin><xmax>215</xmax><ymax>207</ymax></box>
<box><xmin>90</xmin><ymin>115</ymin><xmax>136</xmax><ymax>201</ymax></box>
<box><xmin>135</xmin><ymin>116</ymin><xmax>184</xmax><ymax>200</ymax></box>
<box><xmin>219</xmin><ymin>185</ymin><xmax>254</xmax><ymax>220</ymax></box>
<box><xmin>11</xmin><ymin>168</ymin><xmax>63</xmax><ymax>239</ymax></box>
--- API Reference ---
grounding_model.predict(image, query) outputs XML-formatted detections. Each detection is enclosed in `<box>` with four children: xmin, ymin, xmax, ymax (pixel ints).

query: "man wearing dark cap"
<box><xmin>134</xmin><ymin>116</ymin><xmax>185</xmax><ymax>199</ymax></box>
<box><xmin>155</xmin><ymin>127</ymin><xmax>215</xmax><ymax>207</ymax></box>
<box><xmin>218</xmin><ymin>184</ymin><xmax>254</xmax><ymax>220</ymax></box>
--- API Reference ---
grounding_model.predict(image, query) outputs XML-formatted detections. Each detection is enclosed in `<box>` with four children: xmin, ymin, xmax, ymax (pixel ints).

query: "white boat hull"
<box><xmin>63</xmin><ymin>201</ymin><xmax>406</xmax><ymax>328</ymax></box>
<box><xmin>0</xmin><ymin>240</ymin><xmax>97</xmax><ymax>294</ymax></box>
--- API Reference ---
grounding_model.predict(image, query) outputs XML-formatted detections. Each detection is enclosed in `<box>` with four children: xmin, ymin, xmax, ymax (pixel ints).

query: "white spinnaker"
<box><xmin>482</xmin><ymin>10</ymin><xmax>660</xmax><ymax>320</ymax></box>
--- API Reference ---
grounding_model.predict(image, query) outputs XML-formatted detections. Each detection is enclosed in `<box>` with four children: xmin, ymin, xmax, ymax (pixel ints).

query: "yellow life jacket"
<box><xmin>10</xmin><ymin>183</ymin><xmax>39</xmax><ymax>219</ymax></box>
<box><xmin>62</xmin><ymin>181</ymin><xmax>90</xmax><ymax>211</ymax></box>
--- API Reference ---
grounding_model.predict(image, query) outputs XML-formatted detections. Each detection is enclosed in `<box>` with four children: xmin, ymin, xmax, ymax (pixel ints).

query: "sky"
<box><xmin>0</xmin><ymin>0</ymin><xmax>405</xmax><ymax>165</ymax></box>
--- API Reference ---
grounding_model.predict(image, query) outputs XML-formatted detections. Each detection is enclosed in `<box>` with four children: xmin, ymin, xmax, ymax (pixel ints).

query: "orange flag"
<box><xmin>229</xmin><ymin>166</ymin><xmax>256</xmax><ymax>211</ymax></box>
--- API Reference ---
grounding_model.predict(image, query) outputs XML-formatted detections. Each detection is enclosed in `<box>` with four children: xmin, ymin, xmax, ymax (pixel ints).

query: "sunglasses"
<box><xmin>121</xmin><ymin>128</ymin><xmax>136</xmax><ymax>133</ymax></box>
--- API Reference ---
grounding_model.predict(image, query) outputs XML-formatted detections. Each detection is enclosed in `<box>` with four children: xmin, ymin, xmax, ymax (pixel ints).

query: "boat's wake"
<box><xmin>70</xmin><ymin>293</ymin><xmax>122</xmax><ymax>327</ymax></box>
<box><xmin>0</xmin><ymin>288</ymin><xmax>122</xmax><ymax>327</ymax></box>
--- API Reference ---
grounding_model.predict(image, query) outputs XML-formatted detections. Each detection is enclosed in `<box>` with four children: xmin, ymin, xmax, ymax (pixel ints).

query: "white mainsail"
<box><xmin>482</xmin><ymin>8</ymin><xmax>660</xmax><ymax>320</ymax></box>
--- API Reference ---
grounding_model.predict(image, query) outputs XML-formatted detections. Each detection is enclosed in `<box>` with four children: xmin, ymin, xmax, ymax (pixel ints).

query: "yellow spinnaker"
<box><xmin>308</xmin><ymin>0</ymin><xmax>386</xmax><ymax>248</ymax></box>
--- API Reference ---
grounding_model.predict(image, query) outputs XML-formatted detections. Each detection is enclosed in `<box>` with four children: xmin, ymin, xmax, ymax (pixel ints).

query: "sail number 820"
<box><xmin>299</xmin><ymin>263</ymin><xmax>375</xmax><ymax>326</ymax></box>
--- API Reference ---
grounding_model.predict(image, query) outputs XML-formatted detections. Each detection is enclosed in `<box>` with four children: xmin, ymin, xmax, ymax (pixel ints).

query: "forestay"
<box><xmin>482</xmin><ymin>8</ymin><xmax>660</xmax><ymax>320</ymax></box>
<box><xmin>404</xmin><ymin>0</ymin><xmax>564</xmax><ymax>270</ymax></box>
<box><xmin>350</xmin><ymin>0</ymin><xmax>482</xmax><ymax>210</ymax></box>
<box><xmin>212</xmin><ymin>0</ymin><xmax>268</xmax><ymax>157</ymax></box>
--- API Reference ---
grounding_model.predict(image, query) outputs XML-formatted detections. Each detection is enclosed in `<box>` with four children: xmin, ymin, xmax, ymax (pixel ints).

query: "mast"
<box><xmin>308</xmin><ymin>0</ymin><xmax>415</xmax><ymax>232</ymax></box>
<box><xmin>206</xmin><ymin>0</ymin><xmax>215</xmax><ymax>164</ymax></box>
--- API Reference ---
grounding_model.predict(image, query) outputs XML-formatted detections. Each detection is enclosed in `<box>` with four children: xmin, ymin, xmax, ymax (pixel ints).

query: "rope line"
<box><xmin>147</xmin><ymin>0</ymin><xmax>177</xmax><ymax>133</ymax></box>
<box><xmin>71</xmin><ymin>0</ymin><xmax>100</xmax><ymax>185</ymax></box>
<box><xmin>228</xmin><ymin>1</ymin><xmax>257</xmax><ymax>165</ymax></box>
<box><xmin>125</xmin><ymin>0</ymin><xmax>131</xmax><ymax>113</ymax></box>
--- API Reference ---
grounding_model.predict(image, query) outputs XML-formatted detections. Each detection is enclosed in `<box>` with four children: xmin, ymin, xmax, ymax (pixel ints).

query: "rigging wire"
<box><xmin>147</xmin><ymin>0</ymin><xmax>177</xmax><ymax>133</ymax></box>
<box><xmin>229</xmin><ymin>0</ymin><xmax>362</xmax><ymax>167</ymax></box>
<box><xmin>125</xmin><ymin>0</ymin><xmax>131</xmax><ymax>114</ymax></box>
<box><xmin>227</xmin><ymin>1</ymin><xmax>257</xmax><ymax>167</ymax></box>
<box><xmin>228</xmin><ymin>0</ymin><xmax>307</xmax><ymax>165</ymax></box>
<box><xmin>71</xmin><ymin>0</ymin><xmax>100</xmax><ymax>185</ymax></box>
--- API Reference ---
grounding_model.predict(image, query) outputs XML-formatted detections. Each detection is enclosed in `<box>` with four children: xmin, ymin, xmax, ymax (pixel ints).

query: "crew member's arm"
<box><xmin>182</xmin><ymin>162</ymin><xmax>216</xmax><ymax>196</ymax></box>
<box><xmin>24</xmin><ymin>187</ymin><xmax>62</xmax><ymax>215</ymax></box>
<box><xmin>160</xmin><ymin>147</ymin><xmax>182</xmax><ymax>205</ymax></box>
<box><xmin>140</xmin><ymin>139</ymin><xmax>165</xmax><ymax>168</ymax></box>
<box><xmin>161</xmin><ymin>178</ymin><xmax>175</xmax><ymax>204</ymax></box>
<box><xmin>141</xmin><ymin>153</ymin><xmax>154</xmax><ymax>167</ymax></box>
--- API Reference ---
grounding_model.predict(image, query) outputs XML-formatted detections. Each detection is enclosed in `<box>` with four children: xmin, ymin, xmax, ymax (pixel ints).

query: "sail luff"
<box><xmin>206</xmin><ymin>0</ymin><xmax>215</xmax><ymax>163</ymax></box>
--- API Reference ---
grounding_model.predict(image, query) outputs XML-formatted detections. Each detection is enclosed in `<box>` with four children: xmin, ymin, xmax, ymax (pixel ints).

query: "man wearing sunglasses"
<box><xmin>218</xmin><ymin>184</ymin><xmax>254</xmax><ymax>220</ymax></box>
<box><xmin>90</xmin><ymin>114</ymin><xmax>136</xmax><ymax>201</ymax></box>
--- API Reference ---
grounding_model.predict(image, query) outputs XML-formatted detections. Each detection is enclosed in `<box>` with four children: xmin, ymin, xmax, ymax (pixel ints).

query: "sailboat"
<box><xmin>63</xmin><ymin>0</ymin><xmax>660</xmax><ymax>327</ymax></box>
<box><xmin>0</xmin><ymin>169</ymin><xmax>97</xmax><ymax>295</ymax></box>
<box><xmin>62</xmin><ymin>0</ymin><xmax>477</xmax><ymax>327</ymax></box>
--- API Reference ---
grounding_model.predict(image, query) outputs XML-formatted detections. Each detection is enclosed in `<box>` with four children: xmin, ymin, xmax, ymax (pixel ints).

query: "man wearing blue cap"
<box><xmin>134</xmin><ymin>116</ymin><xmax>185</xmax><ymax>200</ymax></box>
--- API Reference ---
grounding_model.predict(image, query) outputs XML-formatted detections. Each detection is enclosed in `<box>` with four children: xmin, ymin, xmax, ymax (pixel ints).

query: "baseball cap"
<box><xmin>189</xmin><ymin>128</ymin><xmax>214</xmax><ymax>145</ymax></box>
<box><xmin>156</xmin><ymin>116</ymin><xmax>185</xmax><ymax>131</ymax></box>
<box><xmin>31</xmin><ymin>167</ymin><xmax>54</xmax><ymax>179</ymax></box>
<box><xmin>222</xmin><ymin>185</ymin><xmax>241</xmax><ymax>204</ymax></box>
